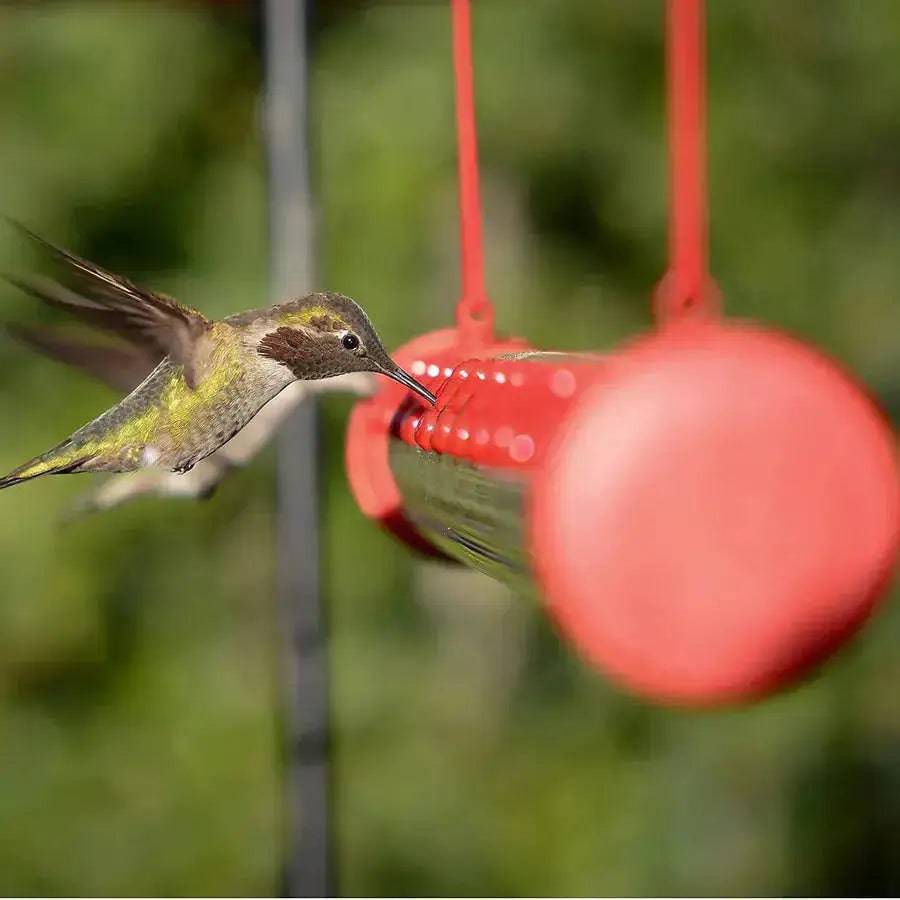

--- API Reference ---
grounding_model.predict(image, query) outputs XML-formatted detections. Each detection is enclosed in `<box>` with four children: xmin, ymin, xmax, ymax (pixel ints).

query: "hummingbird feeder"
<box><xmin>345</xmin><ymin>0</ymin><xmax>900</xmax><ymax>705</ymax></box>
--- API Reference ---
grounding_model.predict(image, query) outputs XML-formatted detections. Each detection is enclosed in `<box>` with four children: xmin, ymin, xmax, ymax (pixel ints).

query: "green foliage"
<box><xmin>0</xmin><ymin>0</ymin><xmax>897</xmax><ymax>894</ymax></box>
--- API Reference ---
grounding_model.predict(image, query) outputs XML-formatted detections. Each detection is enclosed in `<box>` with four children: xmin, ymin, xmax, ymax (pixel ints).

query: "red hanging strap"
<box><xmin>451</xmin><ymin>0</ymin><xmax>495</xmax><ymax>344</ymax></box>
<box><xmin>654</xmin><ymin>0</ymin><xmax>721</xmax><ymax>323</ymax></box>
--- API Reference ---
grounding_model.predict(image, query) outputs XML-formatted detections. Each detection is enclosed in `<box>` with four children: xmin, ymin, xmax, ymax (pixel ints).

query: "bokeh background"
<box><xmin>0</xmin><ymin>0</ymin><xmax>899</xmax><ymax>895</ymax></box>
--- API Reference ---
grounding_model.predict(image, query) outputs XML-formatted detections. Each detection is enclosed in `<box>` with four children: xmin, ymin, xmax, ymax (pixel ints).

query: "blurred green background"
<box><xmin>0</xmin><ymin>0</ymin><xmax>898</xmax><ymax>895</ymax></box>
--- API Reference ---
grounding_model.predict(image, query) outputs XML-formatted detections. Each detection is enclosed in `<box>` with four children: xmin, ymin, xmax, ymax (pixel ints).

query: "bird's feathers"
<box><xmin>6</xmin><ymin>323</ymin><xmax>157</xmax><ymax>393</ymax></box>
<box><xmin>7</xmin><ymin>220</ymin><xmax>210</xmax><ymax>387</ymax></box>
<box><xmin>0</xmin><ymin>448</ymin><xmax>96</xmax><ymax>490</ymax></box>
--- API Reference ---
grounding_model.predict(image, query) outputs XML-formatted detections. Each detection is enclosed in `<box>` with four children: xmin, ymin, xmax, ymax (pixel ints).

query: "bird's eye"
<box><xmin>341</xmin><ymin>333</ymin><xmax>360</xmax><ymax>351</ymax></box>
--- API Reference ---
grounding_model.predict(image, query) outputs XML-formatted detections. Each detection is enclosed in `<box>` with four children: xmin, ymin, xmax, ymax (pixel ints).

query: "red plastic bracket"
<box><xmin>653</xmin><ymin>0</ymin><xmax>721</xmax><ymax>324</ymax></box>
<box><xmin>452</xmin><ymin>0</ymin><xmax>495</xmax><ymax>348</ymax></box>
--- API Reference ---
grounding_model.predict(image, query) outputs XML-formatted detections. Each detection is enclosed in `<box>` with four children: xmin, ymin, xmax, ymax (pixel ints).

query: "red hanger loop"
<box><xmin>654</xmin><ymin>0</ymin><xmax>721</xmax><ymax>323</ymax></box>
<box><xmin>451</xmin><ymin>0</ymin><xmax>495</xmax><ymax>345</ymax></box>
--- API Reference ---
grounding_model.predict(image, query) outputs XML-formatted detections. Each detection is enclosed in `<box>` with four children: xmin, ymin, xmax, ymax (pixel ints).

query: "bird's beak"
<box><xmin>384</xmin><ymin>365</ymin><xmax>437</xmax><ymax>405</ymax></box>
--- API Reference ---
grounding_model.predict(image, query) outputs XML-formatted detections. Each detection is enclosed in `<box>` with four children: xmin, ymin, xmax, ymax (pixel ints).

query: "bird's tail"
<box><xmin>0</xmin><ymin>442</ymin><xmax>94</xmax><ymax>490</ymax></box>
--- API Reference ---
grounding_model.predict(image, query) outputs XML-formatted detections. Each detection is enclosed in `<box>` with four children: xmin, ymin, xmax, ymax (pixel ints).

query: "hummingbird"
<box><xmin>0</xmin><ymin>224</ymin><xmax>435</xmax><ymax>490</ymax></box>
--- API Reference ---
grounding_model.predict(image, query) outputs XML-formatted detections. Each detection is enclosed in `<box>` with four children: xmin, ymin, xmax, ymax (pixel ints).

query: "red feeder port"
<box><xmin>345</xmin><ymin>327</ymin><xmax>530</xmax><ymax>556</ymax></box>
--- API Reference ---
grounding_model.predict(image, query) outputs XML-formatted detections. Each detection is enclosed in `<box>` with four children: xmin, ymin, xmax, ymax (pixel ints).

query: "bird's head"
<box><xmin>256</xmin><ymin>292</ymin><xmax>436</xmax><ymax>404</ymax></box>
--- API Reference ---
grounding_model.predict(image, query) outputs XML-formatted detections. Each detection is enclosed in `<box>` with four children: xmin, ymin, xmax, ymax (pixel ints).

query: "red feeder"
<box><xmin>345</xmin><ymin>0</ymin><xmax>900</xmax><ymax>704</ymax></box>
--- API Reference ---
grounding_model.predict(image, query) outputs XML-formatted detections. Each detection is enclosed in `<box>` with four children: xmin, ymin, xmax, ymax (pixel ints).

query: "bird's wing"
<box><xmin>7</xmin><ymin>221</ymin><xmax>211</xmax><ymax>387</ymax></box>
<box><xmin>4</xmin><ymin>272</ymin><xmax>141</xmax><ymax>338</ymax></box>
<box><xmin>6</xmin><ymin>324</ymin><xmax>159</xmax><ymax>393</ymax></box>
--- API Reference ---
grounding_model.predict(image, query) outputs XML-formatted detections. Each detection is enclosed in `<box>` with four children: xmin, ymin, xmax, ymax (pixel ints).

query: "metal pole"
<box><xmin>262</xmin><ymin>1</ymin><xmax>332</xmax><ymax>895</ymax></box>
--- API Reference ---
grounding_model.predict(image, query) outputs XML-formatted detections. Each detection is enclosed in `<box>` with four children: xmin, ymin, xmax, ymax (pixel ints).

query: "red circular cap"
<box><xmin>531</xmin><ymin>322</ymin><xmax>900</xmax><ymax>704</ymax></box>
<box><xmin>346</xmin><ymin>327</ymin><xmax>529</xmax><ymax>554</ymax></box>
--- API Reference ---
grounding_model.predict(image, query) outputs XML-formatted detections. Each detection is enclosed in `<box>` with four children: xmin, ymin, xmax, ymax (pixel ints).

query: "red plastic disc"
<box><xmin>531</xmin><ymin>322</ymin><xmax>900</xmax><ymax>704</ymax></box>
